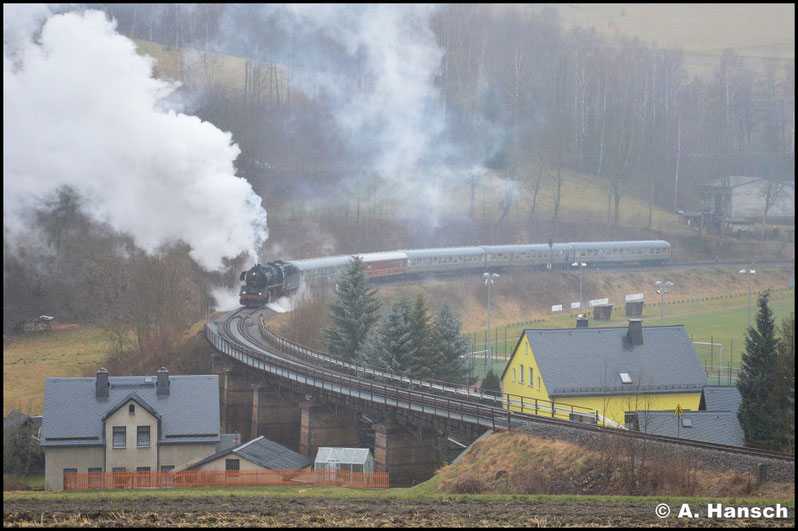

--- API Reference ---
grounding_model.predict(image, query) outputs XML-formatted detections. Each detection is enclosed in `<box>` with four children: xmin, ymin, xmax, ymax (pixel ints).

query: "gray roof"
<box><xmin>569</xmin><ymin>240</ymin><xmax>670</xmax><ymax>250</ymax></box>
<box><xmin>701</xmin><ymin>386</ymin><xmax>742</xmax><ymax>413</ymax></box>
<box><xmin>4</xmin><ymin>410</ymin><xmax>31</xmax><ymax>432</ymax></box>
<box><xmin>401</xmin><ymin>247</ymin><xmax>485</xmax><ymax>258</ymax></box>
<box><xmin>189</xmin><ymin>436</ymin><xmax>312</xmax><ymax>470</ymax></box>
<box><xmin>508</xmin><ymin>325</ymin><xmax>708</xmax><ymax>397</ymax></box>
<box><xmin>40</xmin><ymin>373</ymin><xmax>220</xmax><ymax>447</ymax></box>
<box><xmin>635</xmin><ymin>410</ymin><xmax>744</xmax><ymax>447</ymax></box>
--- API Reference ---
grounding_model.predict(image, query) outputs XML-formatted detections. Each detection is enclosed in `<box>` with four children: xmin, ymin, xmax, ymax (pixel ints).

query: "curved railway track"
<box><xmin>208</xmin><ymin>308</ymin><xmax>795</xmax><ymax>464</ymax></box>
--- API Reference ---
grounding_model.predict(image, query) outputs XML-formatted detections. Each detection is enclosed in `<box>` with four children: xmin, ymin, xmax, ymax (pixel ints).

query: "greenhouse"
<box><xmin>313</xmin><ymin>447</ymin><xmax>374</xmax><ymax>474</ymax></box>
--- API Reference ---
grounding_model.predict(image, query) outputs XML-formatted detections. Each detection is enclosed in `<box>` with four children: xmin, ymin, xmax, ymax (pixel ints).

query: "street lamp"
<box><xmin>655</xmin><ymin>280</ymin><xmax>673</xmax><ymax>325</ymax></box>
<box><xmin>739</xmin><ymin>267</ymin><xmax>756</xmax><ymax>329</ymax></box>
<box><xmin>571</xmin><ymin>262</ymin><xmax>587</xmax><ymax>313</ymax></box>
<box><xmin>484</xmin><ymin>272</ymin><xmax>500</xmax><ymax>370</ymax></box>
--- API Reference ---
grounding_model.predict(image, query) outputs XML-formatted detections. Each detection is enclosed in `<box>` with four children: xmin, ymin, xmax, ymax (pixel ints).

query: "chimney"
<box><xmin>627</xmin><ymin>319</ymin><xmax>644</xmax><ymax>345</ymax></box>
<box><xmin>156</xmin><ymin>367</ymin><xmax>170</xmax><ymax>396</ymax></box>
<box><xmin>576</xmin><ymin>316</ymin><xmax>589</xmax><ymax>328</ymax></box>
<box><xmin>95</xmin><ymin>368</ymin><xmax>109</xmax><ymax>398</ymax></box>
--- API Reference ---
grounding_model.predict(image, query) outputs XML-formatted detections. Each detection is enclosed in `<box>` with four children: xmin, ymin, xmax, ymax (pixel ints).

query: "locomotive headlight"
<box><xmin>258</xmin><ymin>292</ymin><xmax>262</xmax><ymax>296</ymax></box>
<box><xmin>242</xmin><ymin>290</ymin><xmax>246</xmax><ymax>294</ymax></box>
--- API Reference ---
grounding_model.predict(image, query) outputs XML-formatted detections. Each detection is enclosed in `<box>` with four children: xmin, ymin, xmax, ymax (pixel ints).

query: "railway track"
<box><xmin>209</xmin><ymin>308</ymin><xmax>795</xmax><ymax>465</ymax></box>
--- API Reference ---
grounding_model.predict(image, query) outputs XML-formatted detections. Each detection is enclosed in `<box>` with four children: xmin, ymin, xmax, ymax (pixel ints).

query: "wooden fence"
<box><xmin>64</xmin><ymin>469</ymin><xmax>389</xmax><ymax>490</ymax></box>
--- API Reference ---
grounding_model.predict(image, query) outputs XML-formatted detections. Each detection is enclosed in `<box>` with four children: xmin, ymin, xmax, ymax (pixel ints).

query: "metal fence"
<box><xmin>64</xmin><ymin>469</ymin><xmax>389</xmax><ymax>490</ymax></box>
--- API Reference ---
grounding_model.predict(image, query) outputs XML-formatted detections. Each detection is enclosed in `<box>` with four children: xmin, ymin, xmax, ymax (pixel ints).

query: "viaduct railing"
<box><xmin>257</xmin><ymin>318</ymin><xmax>622</xmax><ymax>427</ymax></box>
<box><xmin>206</xmin><ymin>316</ymin><xmax>796</xmax><ymax>464</ymax></box>
<box><xmin>206</xmin><ymin>322</ymin><xmax>518</xmax><ymax>432</ymax></box>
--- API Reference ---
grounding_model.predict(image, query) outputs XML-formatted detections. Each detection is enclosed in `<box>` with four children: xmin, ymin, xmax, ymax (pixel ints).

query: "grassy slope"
<box><xmin>2</xmin><ymin>327</ymin><xmax>109</xmax><ymax>417</ymax></box>
<box><xmin>432</xmin><ymin>431</ymin><xmax>793</xmax><ymax>499</ymax></box>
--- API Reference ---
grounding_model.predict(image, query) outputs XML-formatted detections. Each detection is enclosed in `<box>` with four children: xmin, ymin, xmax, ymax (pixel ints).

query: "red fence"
<box><xmin>64</xmin><ymin>469</ymin><xmax>389</xmax><ymax>490</ymax></box>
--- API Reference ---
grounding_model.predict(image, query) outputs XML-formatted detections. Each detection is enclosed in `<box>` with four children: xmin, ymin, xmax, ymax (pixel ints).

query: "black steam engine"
<box><xmin>238</xmin><ymin>261</ymin><xmax>299</xmax><ymax>307</ymax></box>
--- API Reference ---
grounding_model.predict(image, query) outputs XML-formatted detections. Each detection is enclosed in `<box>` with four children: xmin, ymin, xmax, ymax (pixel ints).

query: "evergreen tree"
<box><xmin>357</xmin><ymin>297</ymin><xmax>416</xmax><ymax>375</ymax></box>
<box><xmin>430</xmin><ymin>304</ymin><xmax>472</xmax><ymax>384</ymax></box>
<box><xmin>481</xmin><ymin>369</ymin><xmax>502</xmax><ymax>394</ymax></box>
<box><xmin>320</xmin><ymin>256</ymin><xmax>381</xmax><ymax>361</ymax></box>
<box><xmin>773</xmin><ymin>313</ymin><xmax>795</xmax><ymax>452</ymax></box>
<box><xmin>737</xmin><ymin>290</ymin><xmax>781</xmax><ymax>449</ymax></box>
<box><xmin>408</xmin><ymin>294</ymin><xmax>435</xmax><ymax>379</ymax></box>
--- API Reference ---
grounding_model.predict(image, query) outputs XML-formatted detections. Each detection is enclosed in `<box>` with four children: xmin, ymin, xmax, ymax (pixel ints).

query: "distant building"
<box><xmin>500</xmin><ymin>320</ymin><xmax>708</xmax><ymax>428</ymax></box>
<box><xmin>704</xmin><ymin>176</ymin><xmax>794</xmax><ymax>221</ymax></box>
<box><xmin>15</xmin><ymin>316</ymin><xmax>53</xmax><ymax>333</ymax></box>
<box><xmin>3</xmin><ymin>410</ymin><xmax>42</xmax><ymax>435</ymax></box>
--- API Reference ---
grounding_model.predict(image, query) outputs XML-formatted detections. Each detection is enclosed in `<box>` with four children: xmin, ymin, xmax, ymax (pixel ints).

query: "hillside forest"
<box><xmin>3</xmin><ymin>4</ymin><xmax>794</xmax><ymax>352</ymax></box>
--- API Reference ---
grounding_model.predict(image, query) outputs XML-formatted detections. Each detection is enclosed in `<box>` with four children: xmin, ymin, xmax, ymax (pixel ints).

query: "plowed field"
<box><xmin>3</xmin><ymin>495</ymin><xmax>793</xmax><ymax>527</ymax></box>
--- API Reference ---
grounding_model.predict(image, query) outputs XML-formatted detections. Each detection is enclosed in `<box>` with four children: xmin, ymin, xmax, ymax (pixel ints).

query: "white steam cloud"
<box><xmin>3</xmin><ymin>8</ymin><xmax>268</xmax><ymax>271</ymax></box>
<box><xmin>274</xmin><ymin>5</ymin><xmax>469</xmax><ymax>230</ymax></box>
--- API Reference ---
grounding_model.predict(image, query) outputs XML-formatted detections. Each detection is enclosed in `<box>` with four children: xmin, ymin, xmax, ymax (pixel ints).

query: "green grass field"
<box><xmin>466</xmin><ymin>289</ymin><xmax>795</xmax><ymax>384</ymax></box>
<box><xmin>3</xmin><ymin>482</ymin><xmax>793</xmax><ymax>508</ymax></box>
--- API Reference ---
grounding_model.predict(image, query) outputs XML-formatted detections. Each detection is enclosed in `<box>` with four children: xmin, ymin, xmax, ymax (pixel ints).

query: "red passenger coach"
<box><xmin>360</xmin><ymin>252</ymin><xmax>408</xmax><ymax>279</ymax></box>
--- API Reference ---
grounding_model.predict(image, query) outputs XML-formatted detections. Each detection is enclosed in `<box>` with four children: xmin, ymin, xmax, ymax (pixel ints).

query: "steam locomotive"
<box><xmin>239</xmin><ymin>260</ymin><xmax>300</xmax><ymax>307</ymax></box>
<box><xmin>239</xmin><ymin>240</ymin><xmax>671</xmax><ymax>307</ymax></box>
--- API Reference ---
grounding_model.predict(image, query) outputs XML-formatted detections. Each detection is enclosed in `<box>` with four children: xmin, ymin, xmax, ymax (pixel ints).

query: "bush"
<box><xmin>3</xmin><ymin>425</ymin><xmax>43</xmax><ymax>477</ymax></box>
<box><xmin>3</xmin><ymin>475</ymin><xmax>30</xmax><ymax>491</ymax></box>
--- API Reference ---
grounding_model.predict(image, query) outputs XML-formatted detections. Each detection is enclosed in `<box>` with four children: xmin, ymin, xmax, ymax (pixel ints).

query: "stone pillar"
<box><xmin>251</xmin><ymin>385</ymin><xmax>301</xmax><ymax>450</ymax></box>
<box><xmin>374</xmin><ymin>423</ymin><xmax>441</xmax><ymax>487</ymax></box>
<box><xmin>221</xmin><ymin>368</ymin><xmax>253</xmax><ymax>437</ymax></box>
<box><xmin>299</xmin><ymin>400</ymin><xmax>359</xmax><ymax>458</ymax></box>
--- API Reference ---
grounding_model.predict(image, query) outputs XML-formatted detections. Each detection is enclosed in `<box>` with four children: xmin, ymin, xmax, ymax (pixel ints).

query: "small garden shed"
<box><xmin>313</xmin><ymin>447</ymin><xmax>374</xmax><ymax>474</ymax></box>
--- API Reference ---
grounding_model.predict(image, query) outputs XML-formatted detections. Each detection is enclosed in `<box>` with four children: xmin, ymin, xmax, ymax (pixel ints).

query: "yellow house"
<box><xmin>500</xmin><ymin>320</ymin><xmax>707</xmax><ymax>428</ymax></box>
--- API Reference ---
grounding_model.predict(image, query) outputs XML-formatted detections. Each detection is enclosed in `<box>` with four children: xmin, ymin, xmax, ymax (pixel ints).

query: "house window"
<box><xmin>129</xmin><ymin>404</ymin><xmax>135</xmax><ymax>414</ymax></box>
<box><xmin>619</xmin><ymin>372</ymin><xmax>632</xmax><ymax>384</ymax></box>
<box><xmin>512</xmin><ymin>369</ymin><xmax>516</xmax><ymax>382</ymax></box>
<box><xmin>113</xmin><ymin>426</ymin><xmax>126</xmax><ymax>447</ymax></box>
<box><xmin>137</xmin><ymin>426</ymin><xmax>150</xmax><ymax>447</ymax></box>
<box><xmin>88</xmin><ymin>467</ymin><xmax>103</xmax><ymax>488</ymax></box>
<box><xmin>63</xmin><ymin>468</ymin><xmax>77</xmax><ymax>490</ymax></box>
<box><xmin>136</xmin><ymin>466</ymin><xmax>151</xmax><ymax>486</ymax></box>
<box><xmin>682</xmin><ymin>417</ymin><xmax>692</xmax><ymax>428</ymax></box>
<box><xmin>112</xmin><ymin>467</ymin><xmax>127</xmax><ymax>488</ymax></box>
<box><xmin>226</xmin><ymin>459</ymin><xmax>240</xmax><ymax>476</ymax></box>
<box><xmin>537</xmin><ymin>377</ymin><xmax>541</xmax><ymax>390</ymax></box>
<box><xmin>520</xmin><ymin>365</ymin><xmax>524</xmax><ymax>383</ymax></box>
<box><xmin>161</xmin><ymin>465</ymin><xmax>174</xmax><ymax>472</ymax></box>
<box><xmin>624</xmin><ymin>412</ymin><xmax>639</xmax><ymax>431</ymax></box>
<box><xmin>529</xmin><ymin>367</ymin><xmax>534</xmax><ymax>387</ymax></box>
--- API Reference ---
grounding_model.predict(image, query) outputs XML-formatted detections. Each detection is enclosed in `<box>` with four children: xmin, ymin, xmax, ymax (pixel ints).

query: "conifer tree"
<box><xmin>737</xmin><ymin>290</ymin><xmax>781</xmax><ymax>449</ymax></box>
<box><xmin>357</xmin><ymin>297</ymin><xmax>415</xmax><ymax>375</ymax></box>
<box><xmin>481</xmin><ymin>369</ymin><xmax>502</xmax><ymax>394</ymax></box>
<box><xmin>320</xmin><ymin>256</ymin><xmax>381</xmax><ymax>361</ymax></box>
<box><xmin>774</xmin><ymin>313</ymin><xmax>795</xmax><ymax>452</ymax></box>
<box><xmin>408</xmin><ymin>294</ymin><xmax>435</xmax><ymax>379</ymax></box>
<box><xmin>430</xmin><ymin>304</ymin><xmax>472</xmax><ymax>384</ymax></box>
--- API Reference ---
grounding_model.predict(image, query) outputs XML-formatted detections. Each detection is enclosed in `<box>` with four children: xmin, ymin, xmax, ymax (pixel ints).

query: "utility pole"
<box><xmin>484</xmin><ymin>272</ymin><xmax>500</xmax><ymax>370</ymax></box>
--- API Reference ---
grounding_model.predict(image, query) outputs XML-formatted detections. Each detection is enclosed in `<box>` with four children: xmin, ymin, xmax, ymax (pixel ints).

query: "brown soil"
<box><xmin>2</xmin><ymin>495</ymin><xmax>793</xmax><ymax>527</ymax></box>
